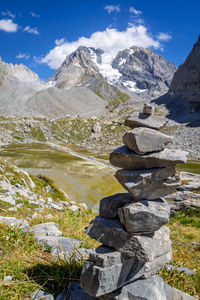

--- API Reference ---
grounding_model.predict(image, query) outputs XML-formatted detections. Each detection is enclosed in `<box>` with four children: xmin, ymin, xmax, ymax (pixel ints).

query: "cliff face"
<box><xmin>169</xmin><ymin>36</ymin><xmax>200</xmax><ymax>106</ymax></box>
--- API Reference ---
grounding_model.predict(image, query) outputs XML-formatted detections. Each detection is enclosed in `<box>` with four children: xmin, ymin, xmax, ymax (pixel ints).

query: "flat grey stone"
<box><xmin>25</xmin><ymin>222</ymin><xmax>62</xmax><ymax>238</ymax></box>
<box><xmin>115</xmin><ymin>167</ymin><xmax>180</xmax><ymax>201</ymax></box>
<box><xmin>109</xmin><ymin>145</ymin><xmax>188</xmax><ymax>169</ymax></box>
<box><xmin>80</xmin><ymin>246</ymin><xmax>172</xmax><ymax>297</ymax></box>
<box><xmin>124</xmin><ymin>112</ymin><xmax>168</xmax><ymax>130</ymax></box>
<box><xmin>123</xmin><ymin>127</ymin><xmax>173</xmax><ymax>154</ymax></box>
<box><xmin>118</xmin><ymin>199</ymin><xmax>170</xmax><ymax>234</ymax></box>
<box><xmin>99</xmin><ymin>275</ymin><xmax>196</xmax><ymax>300</ymax></box>
<box><xmin>99</xmin><ymin>193</ymin><xmax>134</xmax><ymax>219</ymax></box>
<box><xmin>66</xmin><ymin>282</ymin><xmax>95</xmax><ymax>300</ymax></box>
<box><xmin>0</xmin><ymin>216</ymin><xmax>29</xmax><ymax>228</ymax></box>
<box><xmin>36</xmin><ymin>236</ymin><xmax>81</xmax><ymax>258</ymax></box>
<box><xmin>31</xmin><ymin>289</ymin><xmax>54</xmax><ymax>300</ymax></box>
<box><xmin>86</xmin><ymin>216</ymin><xmax>171</xmax><ymax>259</ymax></box>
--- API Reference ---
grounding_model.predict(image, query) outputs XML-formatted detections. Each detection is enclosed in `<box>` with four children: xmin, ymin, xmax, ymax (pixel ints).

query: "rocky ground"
<box><xmin>0</xmin><ymin>103</ymin><xmax>200</xmax><ymax>160</ymax></box>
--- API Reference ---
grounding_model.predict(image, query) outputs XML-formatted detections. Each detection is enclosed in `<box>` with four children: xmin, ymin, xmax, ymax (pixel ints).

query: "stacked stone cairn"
<box><xmin>80</xmin><ymin>104</ymin><xmax>192</xmax><ymax>300</ymax></box>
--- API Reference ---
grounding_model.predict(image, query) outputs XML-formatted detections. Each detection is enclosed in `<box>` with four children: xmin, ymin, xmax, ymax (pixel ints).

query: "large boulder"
<box><xmin>118</xmin><ymin>199</ymin><xmax>170</xmax><ymax>234</ymax></box>
<box><xmin>99</xmin><ymin>193</ymin><xmax>134</xmax><ymax>219</ymax></box>
<box><xmin>110</xmin><ymin>145</ymin><xmax>188</xmax><ymax>170</ymax></box>
<box><xmin>124</xmin><ymin>112</ymin><xmax>168</xmax><ymax>130</ymax></box>
<box><xmin>115</xmin><ymin>167</ymin><xmax>180</xmax><ymax>200</ymax></box>
<box><xmin>80</xmin><ymin>246</ymin><xmax>172</xmax><ymax>297</ymax></box>
<box><xmin>85</xmin><ymin>216</ymin><xmax>171</xmax><ymax>259</ymax></box>
<box><xmin>123</xmin><ymin>127</ymin><xmax>173</xmax><ymax>154</ymax></box>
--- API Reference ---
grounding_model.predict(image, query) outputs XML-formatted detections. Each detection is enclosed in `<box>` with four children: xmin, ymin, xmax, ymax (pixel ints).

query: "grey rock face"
<box><xmin>124</xmin><ymin>112</ymin><xmax>168</xmax><ymax>130</ymax></box>
<box><xmin>111</xmin><ymin>46</ymin><xmax>176</xmax><ymax>100</ymax></box>
<box><xmin>110</xmin><ymin>145</ymin><xmax>188</xmax><ymax>169</ymax></box>
<box><xmin>123</xmin><ymin>127</ymin><xmax>173</xmax><ymax>154</ymax></box>
<box><xmin>99</xmin><ymin>193</ymin><xmax>134</xmax><ymax>219</ymax></box>
<box><xmin>80</xmin><ymin>246</ymin><xmax>172</xmax><ymax>297</ymax></box>
<box><xmin>86</xmin><ymin>216</ymin><xmax>171</xmax><ymax>259</ymax></box>
<box><xmin>115</xmin><ymin>167</ymin><xmax>180</xmax><ymax>200</ymax></box>
<box><xmin>99</xmin><ymin>275</ymin><xmax>196</xmax><ymax>300</ymax></box>
<box><xmin>0</xmin><ymin>216</ymin><xmax>29</xmax><ymax>228</ymax></box>
<box><xmin>118</xmin><ymin>199</ymin><xmax>170</xmax><ymax>234</ymax></box>
<box><xmin>169</xmin><ymin>36</ymin><xmax>200</xmax><ymax>106</ymax></box>
<box><xmin>25</xmin><ymin>222</ymin><xmax>62</xmax><ymax>237</ymax></box>
<box><xmin>36</xmin><ymin>236</ymin><xmax>81</xmax><ymax>258</ymax></box>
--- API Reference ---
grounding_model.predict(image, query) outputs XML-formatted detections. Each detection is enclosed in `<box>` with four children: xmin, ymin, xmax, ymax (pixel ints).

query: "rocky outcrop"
<box><xmin>79</xmin><ymin>104</ymin><xmax>194</xmax><ymax>299</ymax></box>
<box><xmin>169</xmin><ymin>35</ymin><xmax>200</xmax><ymax>108</ymax></box>
<box><xmin>112</xmin><ymin>46</ymin><xmax>176</xmax><ymax>99</ymax></box>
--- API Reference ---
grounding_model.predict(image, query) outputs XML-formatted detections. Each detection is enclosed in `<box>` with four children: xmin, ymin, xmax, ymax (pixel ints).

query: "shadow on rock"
<box><xmin>152</xmin><ymin>93</ymin><xmax>200</xmax><ymax>126</ymax></box>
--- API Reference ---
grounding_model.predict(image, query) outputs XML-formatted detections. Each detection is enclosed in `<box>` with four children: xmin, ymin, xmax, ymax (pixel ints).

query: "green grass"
<box><xmin>159</xmin><ymin>209</ymin><xmax>200</xmax><ymax>297</ymax></box>
<box><xmin>0</xmin><ymin>224</ymin><xmax>85</xmax><ymax>299</ymax></box>
<box><xmin>176</xmin><ymin>162</ymin><xmax>200</xmax><ymax>174</ymax></box>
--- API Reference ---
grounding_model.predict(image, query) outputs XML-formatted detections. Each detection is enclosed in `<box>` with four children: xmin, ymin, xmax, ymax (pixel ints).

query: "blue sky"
<box><xmin>0</xmin><ymin>0</ymin><xmax>199</xmax><ymax>80</ymax></box>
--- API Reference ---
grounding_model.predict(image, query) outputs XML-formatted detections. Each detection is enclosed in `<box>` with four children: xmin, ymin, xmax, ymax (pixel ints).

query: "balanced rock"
<box><xmin>123</xmin><ymin>127</ymin><xmax>173</xmax><ymax>154</ymax></box>
<box><xmin>80</xmin><ymin>246</ymin><xmax>172</xmax><ymax>297</ymax></box>
<box><xmin>98</xmin><ymin>275</ymin><xmax>196</xmax><ymax>300</ymax></box>
<box><xmin>99</xmin><ymin>193</ymin><xmax>134</xmax><ymax>219</ymax></box>
<box><xmin>118</xmin><ymin>199</ymin><xmax>170</xmax><ymax>234</ymax></box>
<box><xmin>143</xmin><ymin>103</ymin><xmax>155</xmax><ymax>115</ymax></box>
<box><xmin>110</xmin><ymin>145</ymin><xmax>188</xmax><ymax>169</ymax></box>
<box><xmin>115</xmin><ymin>167</ymin><xmax>180</xmax><ymax>200</ymax></box>
<box><xmin>85</xmin><ymin>216</ymin><xmax>171</xmax><ymax>259</ymax></box>
<box><xmin>124</xmin><ymin>112</ymin><xmax>168</xmax><ymax>130</ymax></box>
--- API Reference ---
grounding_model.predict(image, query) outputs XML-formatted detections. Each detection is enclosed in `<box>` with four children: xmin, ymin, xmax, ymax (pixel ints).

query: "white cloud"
<box><xmin>41</xmin><ymin>24</ymin><xmax>160</xmax><ymax>69</ymax></box>
<box><xmin>104</xmin><ymin>5</ymin><xmax>120</xmax><ymax>14</ymax></box>
<box><xmin>23</xmin><ymin>26</ymin><xmax>39</xmax><ymax>35</ymax></box>
<box><xmin>55</xmin><ymin>38</ymin><xmax>66</xmax><ymax>46</ymax></box>
<box><xmin>129</xmin><ymin>6</ymin><xmax>142</xmax><ymax>15</ymax></box>
<box><xmin>0</xmin><ymin>19</ymin><xmax>18</xmax><ymax>32</ymax></box>
<box><xmin>1</xmin><ymin>10</ymin><xmax>16</xmax><ymax>18</ymax></box>
<box><xmin>157</xmin><ymin>32</ymin><xmax>172</xmax><ymax>41</ymax></box>
<box><xmin>16</xmin><ymin>53</ymin><xmax>30</xmax><ymax>60</ymax></box>
<box><xmin>30</xmin><ymin>12</ymin><xmax>40</xmax><ymax>18</ymax></box>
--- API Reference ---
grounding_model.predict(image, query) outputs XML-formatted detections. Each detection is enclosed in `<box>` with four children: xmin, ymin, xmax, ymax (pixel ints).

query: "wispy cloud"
<box><xmin>42</xmin><ymin>24</ymin><xmax>160</xmax><ymax>69</ymax></box>
<box><xmin>157</xmin><ymin>32</ymin><xmax>172</xmax><ymax>41</ymax></box>
<box><xmin>23</xmin><ymin>26</ymin><xmax>39</xmax><ymax>35</ymax></box>
<box><xmin>16</xmin><ymin>53</ymin><xmax>30</xmax><ymax>60</ymax></box>
<box><xmin>30</xmin><ymin>12</ymin><xmax>40</xmax><ymax>18</ymax></box>
<box><xmin>104</xmin><ymin>5</ymin><xmax>120</xmax><ymax>14</ymax></box>
<box><xmin>0</xmin><ymin>19</ymin><xmax>18</xmax><ymax>32</ymax></box>
<box><xmin>55</xmin><ymin>38</ymin><xmax>66</xmax><ymax>46</ymax></box>
<box><xmin>129</xmin><ymin>6</ymin><xmax>142</xmax><ymax>15</ymax></box>
<box><xmin>1</xmin><ymin>10</ymin><xmax>16</xmax><ymax>19</ymax></box>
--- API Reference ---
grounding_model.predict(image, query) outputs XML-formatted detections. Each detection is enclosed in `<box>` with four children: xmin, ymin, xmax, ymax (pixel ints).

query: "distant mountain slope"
<box><xmin>48</xmin><ymin>46</ymin><xmax>129</xmax><ymax>102</ymax></box>
<box><xmin>0</xmin><ymin>57</ymin><xmax>106</xmax><ymax>118</ymax></box>
<box><xmin>49</xmin><ymin>46</ymin><xmax>176</xmax><ymax>101</ymax></box>
<box><xmin>169</xmin><ymin>36</ymin><xmax>200</xmax><ymax>108</ymax></box>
